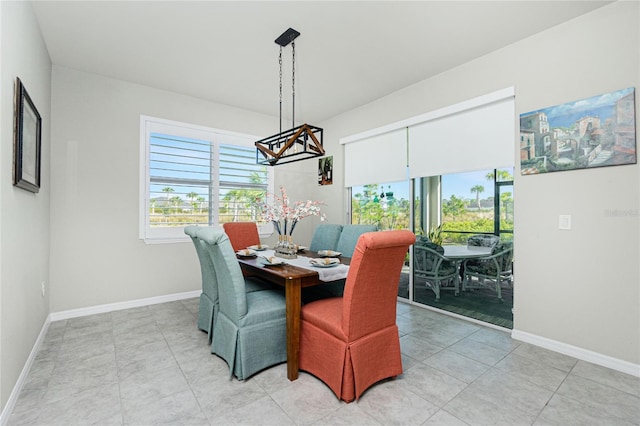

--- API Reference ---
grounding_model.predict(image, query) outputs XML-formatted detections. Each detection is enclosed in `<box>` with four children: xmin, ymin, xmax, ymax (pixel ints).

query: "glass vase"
<box><xmin>274</xmin><ymin>234</ymin><xmax>297</xmax><ymax>259</ymax></box>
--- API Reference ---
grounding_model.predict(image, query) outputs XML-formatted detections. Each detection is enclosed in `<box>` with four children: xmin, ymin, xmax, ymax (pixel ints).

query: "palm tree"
<box><xmin>221</xmin><ymin>171</ymin><xmax>267</xmax><ymax>222</ymax></box>
<box><xmin>150</xmin><ymin>199</ymin><xmax>156</xmax><ymax>214</ymax></box>
<box><xmin>186</xmin><ymin>192</ymin><xmax>198</xmax><ymax>212</ymax></box>
<box><xmin>500</xmin><ymin>191</ymin><xmax>513</xmax><ymax>222</ymax></box>
<box><xmin>162</xmin><ymin>187</ymin><xmax>174</xmax><ymax>210</ymax></box>
<box><xmin>486</xmin><ymin>170</ymin><xmax>513</xmax><ymax>182</ymax></box>
<box><xmin>470</xmin><ymin>185</ymin><xmax>484</xmax><ymax>210</ymax></box>
<box><xmin>197</xmin><ymin>196</ymin><xmax>205</xmax><ymax>214</ymax></box>
<box><xmin>170</xmin><ymin>196</ymin><xmax>183</xmax><ymax>215</ymax></box>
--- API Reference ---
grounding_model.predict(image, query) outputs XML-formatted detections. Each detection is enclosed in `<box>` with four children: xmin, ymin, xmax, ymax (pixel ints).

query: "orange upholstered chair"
<box><xmin>299</xmin><ymin>229</ymin><xmax>416</xmax><ymax>402</ymax></box>
<box><xmin>222</xmin><ymin>222</ymin><xmax>261</xmax><ymax>252</ymax></box>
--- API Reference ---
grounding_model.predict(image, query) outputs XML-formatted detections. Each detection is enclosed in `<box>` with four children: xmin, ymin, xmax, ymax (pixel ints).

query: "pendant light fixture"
<box><xmin>255</xmin><ymin>28</ymin><xmax>324</xmax><ymax>166</ymax></box>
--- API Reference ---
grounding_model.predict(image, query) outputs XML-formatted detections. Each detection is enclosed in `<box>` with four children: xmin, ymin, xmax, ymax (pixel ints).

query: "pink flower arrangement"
<box><xmin>260</xmin><ymin>186</ymin><xmax>325</xmax><ymax>235</ymax></box>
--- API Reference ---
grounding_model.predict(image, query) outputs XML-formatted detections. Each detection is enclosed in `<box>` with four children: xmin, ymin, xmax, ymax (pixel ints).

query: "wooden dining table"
<box><xmin>237</xmin><ymin>251</ymin><xmax>350</xmax><ymax>381</ymax></box>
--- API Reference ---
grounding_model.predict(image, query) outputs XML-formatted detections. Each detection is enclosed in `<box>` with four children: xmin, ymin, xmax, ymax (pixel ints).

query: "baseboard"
<box><xmin>511</xmin><ymin>328</ymin><xmax>640</xmax><ymax>378</ymax></box>
<box><xmin>399</xmin><ymin>299</ymin><xmax>640</xmax><ymax>378</ymax></box>
<box><xmin>0</xmin><ymin>317</ymin><xmax>51</xmax><ymax>426</ymax></box>
<box><xmin>0</xmin><ymin>290</ymin><xmax>201</xmax><ymax>425</ymax></box>
<box><xmin>49</xmin><ymin>290</ymin><xmax>201</xmax><ymax>321</ymax></box>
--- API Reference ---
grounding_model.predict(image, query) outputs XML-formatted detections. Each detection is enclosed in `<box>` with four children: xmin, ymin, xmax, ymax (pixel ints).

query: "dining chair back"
<box><xmin>463</xmin><ymin>241</ymin><xmax>513</xmax><ymax>300</ymax></box>
<box><xmin>184</xmin><ymin>226</ymin><xmax>218</xmax><ymax>342</ymax></box>
<box><xmin>413</xmin><ymin>237</ymin><xmax>458</xmax><ymax>300</ymax></box>
<box><xmin>335</xmin><ymin>224</ymin><xmax>378</xmax><ymax>257</ymax></box>
<box><xmin>222</xmin><ymin>222</ymin><xmax>260</xmax><ymax>252</ymax></box>
<box><xmin>299</xmin><ymin>229</ymin><xmax>415</xmax><ymax>402</ymax></box>
<box><xmin>309</xmin><ymin>223</ymin><xmax>343</xmax><ymax>252</ymax></box>
<box><xmin>197</xmin><ymin>228</ymin><xmax>287</xmax><ymax>380</ymax></box>
<box><xmin>467</xmin><ymin>234</ymin><xmax>500</xmax><ymax>248</ymax></box>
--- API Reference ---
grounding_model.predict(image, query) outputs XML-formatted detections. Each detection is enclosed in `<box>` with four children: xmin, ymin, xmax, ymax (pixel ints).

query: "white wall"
<box><xmin>319</xmin><ymin>2</ymin><xmax>639</xmax><ymax>367</ymax></box>
<box><xmin>49</xmin><ymin>67</ymin><xmax>311</xmax><ymax>312</ymax></box>
<box><xmin>0</xmin><ymin>1</ymin><xmax>51</xmax><ymax>411</ymax></box>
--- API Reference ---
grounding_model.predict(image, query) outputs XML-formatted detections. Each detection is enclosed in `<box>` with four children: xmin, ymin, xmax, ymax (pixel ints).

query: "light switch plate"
<box><xmin>559</xmin><ymin>214</ymin><xmax>571</xmax><ymax>230</ymax></box>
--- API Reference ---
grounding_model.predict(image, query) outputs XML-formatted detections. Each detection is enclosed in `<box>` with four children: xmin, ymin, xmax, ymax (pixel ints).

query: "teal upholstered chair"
<box><xmin>462</xmin><ymin>241</ymin><xmax>513</xmax><ymax>301</ymax></box>
<box><xmin>185</xmin><ymin>226</ymin><xmax>270</xmax><ymax>343</ymax></box>
<box><xmin>413</xmin><ymin>237</ymin><xmax>458</xmax><ymax>300</ymax></box>
<box><xmin>184</xmin><ymin>226</ymin><xmax>218</xmax><ymax>342</ymax></box>
<box><xmin>197</xmin><ymin>228</ymin><xmax>287</xmax><ymax>380</ymax></box>
<box><xmin>335</xmin><ymin>224</ymin><xmax>378</xmax><ymax>257</ymax></box>
<box><xmin>309</xmin><ymin>224</ymin><xmax>343</xmax><ymax>252</ymax></box>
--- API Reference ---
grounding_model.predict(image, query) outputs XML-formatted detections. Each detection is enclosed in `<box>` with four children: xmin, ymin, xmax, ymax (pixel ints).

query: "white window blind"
<box><xmin>140</xmin><ymin>116</ymin><xmax>273</xmax><ymax>243</ymax></box>
<box><xmin>341</xmin><ymin>88</ymin><xmax>515</xmax><ymax>185</ymax></box>
<box><xmin>408</xmin><ymin>95</ymin><xmax>515</xmax><ymax>178</ymax></box>
<box><xmin>343</xmin><ymin>128</ymin><xmax>408</xmax><ymax>188</ymax></box>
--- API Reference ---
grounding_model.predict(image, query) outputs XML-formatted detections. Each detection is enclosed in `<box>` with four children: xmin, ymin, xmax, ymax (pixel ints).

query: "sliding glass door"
<box><xmin>412</xmin><ymin>168</ymin><xmax>514</xmax><ymax>328</ymax></box>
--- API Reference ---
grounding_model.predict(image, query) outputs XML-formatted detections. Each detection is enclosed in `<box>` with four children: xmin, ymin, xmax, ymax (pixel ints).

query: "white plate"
<box><xmin>248</xmin><ymin>244</ymin><xmax>268</xmax><ymax>251</ymax></box>
<box><xmin>317</xmin><ymin>250</ymin><xmax>342</xmax><ymax>257</ymax></box>
<box><xmin>310</xmin><ymin>262</ymin><xmax>340</xmax><ymax>268</ymax></box>
<box><xmin>309</xmin><ymin>258</ymin><xmax>341</xmax><ymax>268</ymax></box>
<box><xmin>236</xmin><ymin>249</ymin><xmax>257</xmax><ymax>257</ymax></box>
<box><xmin>260</xmin><ymin>256</ymin><xmax>286</xmax><ymax>266</ymax></box>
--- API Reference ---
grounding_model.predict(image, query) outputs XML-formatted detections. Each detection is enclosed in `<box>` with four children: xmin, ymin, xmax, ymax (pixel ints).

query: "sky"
<box><xmin>442</xmin><ymin>170</ymin><xmax>494</xmax><ymax>200</ymax></box>
<box><xmin>523</xmin><ymin>87</ymin><xmax>634</xmax><ymax>128</ymax></box>
<box><xmin>356</xmin><ymin>169</ymin><xmax>500</xmax><ymax>202</ymax></box>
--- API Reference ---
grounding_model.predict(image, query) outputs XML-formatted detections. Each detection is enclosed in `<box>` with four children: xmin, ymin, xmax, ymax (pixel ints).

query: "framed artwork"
<box><xmin>520</xmin><ymin>87</ymin><xmax>636</xmax><ymax>175</ymax></box>
<box><xmin>318</xmin><ymin>156</ymin><xmax>333</xmax><ymax>185</ymax></box>
<box><xmin>13</xmin><ymin>77</ymin><xmax>42</xmax><ymax>193</ymax></box>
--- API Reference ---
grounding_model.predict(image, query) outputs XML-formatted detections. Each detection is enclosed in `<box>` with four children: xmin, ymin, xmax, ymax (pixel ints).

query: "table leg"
<box><xmin>285</xmin><ymin>277</ymin><xmax>302</xmax><ymax>381</ymax></box>
<box><xmin>455</xmin><ymin>260</ymin><xmax>462</xmax><ymax>295</ymax></box>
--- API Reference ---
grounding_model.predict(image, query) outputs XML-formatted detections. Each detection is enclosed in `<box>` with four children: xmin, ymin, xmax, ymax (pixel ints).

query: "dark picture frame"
<box><xmin>13</xmin><ymin>77</ymin><xmax>42</xmax><ymax>193</ymax></box>
<box><xmin>318</xmin><ymin>156</ymin><xmax>333</xmax><ymax>185</ymax></box>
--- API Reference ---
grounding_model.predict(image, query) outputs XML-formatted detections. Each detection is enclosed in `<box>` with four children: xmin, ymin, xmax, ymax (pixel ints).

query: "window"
<box><xmin>416</xmin><ymin>168</ymin><xmax>513</xmax><ymax>244</ymax></box>
<box><xmin>139</xmin><ymin>116</ymin><xmax>273</xmax><ymax>243</ymax></box>
<box><xmin>350</xmin><ymin>181</ymin><xmax>411</xmax><ymax>231</ymax></box>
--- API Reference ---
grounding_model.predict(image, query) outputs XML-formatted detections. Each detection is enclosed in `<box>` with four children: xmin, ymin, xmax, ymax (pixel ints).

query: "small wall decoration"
<box><xmin>520</xmin><ymin>87</ymin><xmax>636</xmax><ymax>175</ymax></box>
<box><xmin>318</xmin><ymin>156</ymin><xmax>333</xmax><ymax>185</ymax></box>
<box><xmin>13</xmin><ymin>77</ymin><xmax>42</xmax><ymax>192</ymax></box>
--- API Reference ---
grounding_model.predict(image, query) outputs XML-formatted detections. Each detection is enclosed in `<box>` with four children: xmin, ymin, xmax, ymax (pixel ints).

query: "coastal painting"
<box><xmin>520</xmin><ymin>87</ymin><xmax>636</xmax><ymax>175</ymax></box>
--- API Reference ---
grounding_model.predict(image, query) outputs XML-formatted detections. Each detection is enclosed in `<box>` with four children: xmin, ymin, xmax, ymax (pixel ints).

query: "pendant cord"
<box><xmin>292</xmin><ymin>41</ymin><xmax>296</xmax><ymax>128</ymax></box>
<box><xmin>279</xmin><ymin>46</ymin><xmax>283</xmax><ymax>135</ymax></box>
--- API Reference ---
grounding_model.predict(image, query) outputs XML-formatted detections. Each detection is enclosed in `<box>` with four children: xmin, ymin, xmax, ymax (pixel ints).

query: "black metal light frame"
<box><xmin>255</xmin><ymin>28</ymin><xmax>325</xmax><ymax>166</ymax></box>
<box><xmin>256</xmin><ymin>123</ymin><xmax>324</xmax><ymax>165</ymax></box>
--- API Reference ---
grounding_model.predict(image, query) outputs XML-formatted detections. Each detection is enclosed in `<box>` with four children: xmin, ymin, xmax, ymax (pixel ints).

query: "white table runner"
<box><xmin>260</xmin><ymin>250</ymin><xmax>349</xmax><ymax>282</ymax></box>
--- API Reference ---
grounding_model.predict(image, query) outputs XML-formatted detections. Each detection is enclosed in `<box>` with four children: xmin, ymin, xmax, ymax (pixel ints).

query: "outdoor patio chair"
<box><xmin>462</xmin><ymin>241</ymin><xmax>513</xmax><ymax>301</ymax></box>
<box><xmin>413</xmin><ymin>239</ymin><xmax>459</xmax><ymax>300</ymax></box>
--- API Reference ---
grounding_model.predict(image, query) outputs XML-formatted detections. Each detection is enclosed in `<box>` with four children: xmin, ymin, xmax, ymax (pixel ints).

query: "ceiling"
<box><xmin>32</xmin><ymin>1</ymin><xmax>611</xmax><ymax>123</ymax></box>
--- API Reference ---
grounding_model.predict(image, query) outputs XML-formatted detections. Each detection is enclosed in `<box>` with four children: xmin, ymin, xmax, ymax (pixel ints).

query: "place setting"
<box><xmin>235</xmin><ymin>249</ymin><xmax>257</xmax><ymax>258</ymax></box>
<box><xmin>260</xmin><ymin>255</ymin><xmax>287</xmax><ymax>266</ymax></box>
<box><xmin>309</xmin><ymin>257</ymin><xmax>341</xmax><ymax>268</ymax></box>
<box><xmin>317</xmin><ymin>250</ymin><xmax>342</xmax><ymax>257</ymax></box>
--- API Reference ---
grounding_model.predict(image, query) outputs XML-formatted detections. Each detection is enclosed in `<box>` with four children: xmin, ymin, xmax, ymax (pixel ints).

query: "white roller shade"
<box><xmin>343</xmin><ymin>128</ymin><xmax>407</xmax><ymax>188</ymax></box>
<box><xmin>409</xmin><ymin>96</ymin><xmax>515</xmax><ymax>178</ymax></box>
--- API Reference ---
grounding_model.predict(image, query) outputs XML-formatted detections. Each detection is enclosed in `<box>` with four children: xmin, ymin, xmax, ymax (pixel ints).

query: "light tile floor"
<box><xmin>7</xmin><ymin>298</ymin><xmax>640</xmax><ymax>425</ymax></box>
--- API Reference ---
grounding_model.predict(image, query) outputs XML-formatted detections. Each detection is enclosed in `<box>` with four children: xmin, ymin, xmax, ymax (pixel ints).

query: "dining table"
<box><xmin>442</xmin><ymin>245</ymin><xmax>492</xmax><ymax>290</ymax></box>
<box><xmin>237</xmin><ymin>249</ymin><xmax>350</xmax><ymax>381</ymax></box>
